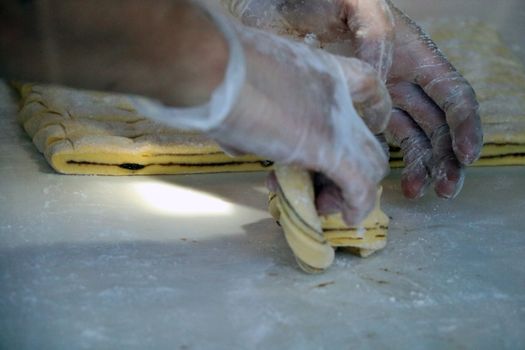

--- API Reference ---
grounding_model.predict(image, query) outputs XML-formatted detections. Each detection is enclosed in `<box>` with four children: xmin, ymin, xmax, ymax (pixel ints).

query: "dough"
<box><xmin>268</xmin><ymin>164</ymin><xmax>389</xmax><ymax>273</ymax></box>
<box><xmin>15</xmin><ymin>23</ymin><xmax>525</xmax><ymax>174</ymax></box>
<box><xmin>390</xmin><ymin>20</ymin><xmax>525</xmax><ymax>167</ymax></box>
<box><xmin>15</xmin><ymin>84</ymin><xmax>273</xmax><ymax>175</ymax></box>
<box><xmin>268</xmin><ymin>165</ymin><xmax>335</xmax><ymax>273</ymax></box>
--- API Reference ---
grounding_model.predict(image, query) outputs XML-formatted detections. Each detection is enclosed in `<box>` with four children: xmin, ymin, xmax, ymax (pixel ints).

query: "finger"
<box><xmin>342</xmin><ymin>0</ymin><xmax>395</xmax><ymax>80</ymax></box>
<box><xmin>389</xmin><ymin>81</ymin><xmax>446</xmax><ymax>135</ymax></box>
<box><xmin>313</xmin><ymin>174</ymin><xmax>344</xmax><ymax>216</ymax></box>
<box><xmin>274</xmin><ymin>170</ymin><xmax>375</xmax><ymax>227</ymax></box>
<box><xmin>339</xmin><ymin>57</ymin><xmax>392</xmax><ymax>133</ymax></box>
<box><xmin>266</xmin><ymin>170</ymin><xmax>279</xmax><ymax>193</ymax></box>
<box><xmin>389</xmin><ymin>81</ymin><xmax>465</xmax><ymax>198</ymax></box>
<box><xmin>389</xmin><ymin>6</ymin><xmax>483</xmax><ymax>164</ymax></box>
<box><xmin>430</xmin><ymin>125</ymin><xmax>465</xmax><ymax>198</ymax></box>
<box><xmin>386</xmin><ymin>108</ymin><xmax>432</xmax><ymax>199</ymax></box>
<box><xmin>316</xmin><ymin>111</ymin><xmax>388</xmax><ymax>225</ymax></box>
<box><xmin>339</xmin><ymin>178</ymin><xmax>377</xmax><ymax>226</ymax></box>
<box><xmin>420</xmin><ymin>69</ymin><xmax>483</xmax><ymax>165</ymax></box>
<box><xmin>325</xmin><ymin>163</ymin><xmax>380</xmax><ymax>226</ymax></box>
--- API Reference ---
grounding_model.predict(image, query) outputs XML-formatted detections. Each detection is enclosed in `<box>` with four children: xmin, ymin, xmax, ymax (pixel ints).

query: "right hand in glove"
<box><xmin>138</xmin><ymin>6</ymin><xmax>392</xmax><ymax>225</ymax></box>
<box><xmin>205</xmin><ymin>21</ymin><xmax>393</xmax><ymax>225</ymax></box>
<box><xmin>222</xmin><ymin>0</ymin><xmax>483</xmax><ymax>201</ymax></box>
<box><xmin>1</xmin><ymin>0</ymin><xmax>392</xmax><ymax>224</ymax></box>
<box><xmin>383</xmin><ymin>3</ymin><xmax>483</xmax><ymax>200</ymax></box>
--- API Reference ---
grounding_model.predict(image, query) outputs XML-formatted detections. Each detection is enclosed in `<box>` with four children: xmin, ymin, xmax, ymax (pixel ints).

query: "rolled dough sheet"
<box><xmin>15</xmin><ymin>84</ymin><xmax>273</xmax><ymax>175</ymax></box>
<box><xmin>389</xmin><ymin>20</ymin><xmax>525</xmax><ymax>167</ymax></box>
<box><xmin>15</xmin><ymin>21</ymin><xmax>524</xmax><ymax>175</ymax></box>
<box><xmin>268</xmin><ymin>165</ymin><xmax>389</xmax><ymax>273</ymax></box>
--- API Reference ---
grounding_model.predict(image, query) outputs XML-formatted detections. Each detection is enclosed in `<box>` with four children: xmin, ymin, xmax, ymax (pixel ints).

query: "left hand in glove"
<box><xmin>222</xmin><ymin>0</ymin><xmax>395</xmax><ymax>80</ymax></box>
<box><xmin>223</xmin><ymin>0</ymin><xmax>484</xmax><ymax>200</ymax></box>
<box><xmin>384</xmin><ymin>2</ymin><xmax>483</xmax><ymax>199</ymax></box>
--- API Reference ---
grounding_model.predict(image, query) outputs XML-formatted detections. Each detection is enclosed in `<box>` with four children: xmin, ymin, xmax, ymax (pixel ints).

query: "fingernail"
<box><xmin>453</xmin><ymin>119</ymin><xmax>483</xmax><ymax>165</ymax></box>
<box><xmin>341</xmin><ymin>186</ymin><xmax>375</xmax><ymax>226</ymax></box>
<box><xmin>401</xmin><ymin>168</ymin><xmax>431</xmax><ymax>199</ymax></box>
<box><xmin>434</xmin><ymin>162</ymin><xmax>465</xmax><ymax>199</ymax></box>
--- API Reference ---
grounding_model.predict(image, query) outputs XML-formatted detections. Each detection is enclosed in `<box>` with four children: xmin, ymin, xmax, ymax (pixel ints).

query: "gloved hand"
<box><xmin>223</xmin><ymin>0</ymin><xmax>483</xmax><ymax>200</ymax></box>
<box><xmin>229</xmin><ymin>30</ymin><xmax>393</xmax><ymax>225</ymax></box>
<box><xmin>217</xmin><ymin>0</ymin><xmax>396</xmax><ymax>221</ymax></box>
<box><xmin>1</xmin><ymin>0</ymin><xmax>392</xmax><ymax>224</ymax></box>
<box><xmin>136</xmin><ymin>9</ymin><xmax>392</xmax><ymax>225</ymax></box>
<box><xmin>221</xmin><ymin>0</ymin><xmax>395</xmax><ymax>80</ymax></box>
<box><xmin>384</xmin><ymin>2</ymin><xmax>483</xmax><ymax>199</ymax></box>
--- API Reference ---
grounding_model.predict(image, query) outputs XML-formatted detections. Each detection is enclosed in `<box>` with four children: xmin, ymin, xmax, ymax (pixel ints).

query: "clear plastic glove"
<box><xmin>1</xmin><ymin>0</ymin><xmax>392</xmax><ymax>224</ymax></box>
<box><xmin>221</xmin><ymin>0</ymin><xmax>395</xmax><ymax>81</ymax></box>
<box><xmin>136</xmin><ymin>10</ymin><xmax>392</xmax><ymax>225</ymax></box>
<box><xmin>384</xmin><ymin>2</ymin><xmax>483</xmax><ymax>199</ymax></box>
<box><xmin>223</xmin><ymin>0</ymin><xmax>483</xmax><ymax>200</ymax></box>
<box><xmin>232</xmin><ymin>30</ymin><xmax>392</xmax><ymax>225</ymax></box>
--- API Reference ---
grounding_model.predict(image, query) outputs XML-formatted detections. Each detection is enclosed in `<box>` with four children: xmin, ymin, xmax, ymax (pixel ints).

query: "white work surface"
<box><xmin>1</xmin><ymin>1</ymin><xmax>525</xmax><ymax>348</ymax></box>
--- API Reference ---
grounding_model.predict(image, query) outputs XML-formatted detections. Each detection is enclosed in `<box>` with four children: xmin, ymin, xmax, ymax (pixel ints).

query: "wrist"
<box><xmin>132</xmin><ymin>4</ymin><xmax>246</xmax><ymax>132</ymax></box>
<box><xmin>159</xmin><ymin>4</ymin><xmax>230</xmax><ymax>107</ymax></box>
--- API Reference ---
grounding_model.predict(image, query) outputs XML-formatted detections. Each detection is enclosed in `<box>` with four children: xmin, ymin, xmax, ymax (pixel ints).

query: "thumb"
<box><xmin>342</xmin><ymin>0</ymin><xmax>395</xmax><ymax>81</ymax></box>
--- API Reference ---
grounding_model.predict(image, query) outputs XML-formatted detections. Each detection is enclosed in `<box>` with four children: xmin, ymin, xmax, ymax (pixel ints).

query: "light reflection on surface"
<box><xmin>253</xmin><ymin>185</ymin><xmax>269</xmax><ymax>195</ymax></box>
<box><xmin>134</xmin><ymin>182</ymin><xmax>234</xmax><ymax>216</ymax></box>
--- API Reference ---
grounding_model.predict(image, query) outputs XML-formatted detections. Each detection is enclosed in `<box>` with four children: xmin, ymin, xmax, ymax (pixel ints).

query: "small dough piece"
<box><xmin>389</xmin><ymin>20</ymin><xmax>525</xmax><ymax>167</ymax></box>
<box><xmin>320</xmin><ymin>187</ymin><xmax>389</xmax><ymax>255</ymax></box>
<box><xmin>269</xmin><ymin>164</ymin><xmax>389</xmax><ymax>273</ymax></box>
<box><xmin>271</xmin><ymin>165</ymin><xmax>334</xmax><ymax>273</ymax></box>
<box><xmin>15</xmin><ymin>84</ymin><xmax>273</xmax><ymax>175</ymax></box>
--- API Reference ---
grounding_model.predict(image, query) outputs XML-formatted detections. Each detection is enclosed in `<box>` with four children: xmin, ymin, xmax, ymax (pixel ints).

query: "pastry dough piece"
<box><xmin>16</xmin><ymin>84</ymin><xmax>273</xmax><ymax>175</ymax></box>
<box><xmin>389</xmin><ymin>21</ymin><xmax>525</xmax><ymax>167</ymax></box>
<box><xmin>269</xmin><ymin>164</ymin><xmax>389</xmax><ymax>273</ymax></box>
<box><xmin>270</xmin><ymin>165</ymin><xmax>334</xmax><ymax>273</ymax></box>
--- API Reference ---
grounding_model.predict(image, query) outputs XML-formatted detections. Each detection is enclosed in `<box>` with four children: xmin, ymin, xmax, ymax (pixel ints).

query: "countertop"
<box><xmin>1</xmin><ymin>1</ymin><xmax>525</xmax><ymax>348</ymax></box>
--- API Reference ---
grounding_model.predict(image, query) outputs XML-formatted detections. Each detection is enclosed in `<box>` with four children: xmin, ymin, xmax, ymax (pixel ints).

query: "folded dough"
<box><xmin>268</xmin><ymin>165</ymin><xmax>389</xmax><ymax>273</ymax></box>
<box><xmin>15</xmin><ymin>84</ymin><xmax>272</xmax><ymax>175</ymax></box>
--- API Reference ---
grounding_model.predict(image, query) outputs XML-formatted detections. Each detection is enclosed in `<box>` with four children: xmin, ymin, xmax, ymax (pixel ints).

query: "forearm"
<box><xmin>0</xmin><ymin>0</ymin><xmax>229</xmax><ymax>107</ymax></box>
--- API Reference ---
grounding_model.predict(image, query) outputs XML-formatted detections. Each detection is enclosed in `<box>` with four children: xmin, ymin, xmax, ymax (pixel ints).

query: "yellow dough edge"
<box><xmin>15</xmin><ymin>84</ymin><xmax>274</xmax><ymax>175</ymax></box>
<box><xmin>15</xmin><ymin>80</ymin><xmax>525</xmax><ymax>175</ymax></box>
<box><xmin>272</xmin><ymin>165</ymin><xmax>335</xmax><ymax>273</ymax></box>
<box><xmin>321</xmin><ymin>188</ymin><xmax>388</xmax><ymax>252</ymax></box>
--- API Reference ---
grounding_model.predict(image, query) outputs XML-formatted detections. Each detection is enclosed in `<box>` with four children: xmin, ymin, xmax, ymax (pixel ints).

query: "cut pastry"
<box><xmin>269</xmin><ymin>165</ymin><xmax>334</xmax><ymax>273</ymax></box>
<box><xmin>268</xmin><ymin>164</ymin><xmax>389</xmax><ymax>273</ymax></box>
<box><xmin>390</xmin><ymin>20</ymin><xmax>525</xmax><ymax>167</ymax></box>
<box><xmin>15</xmin><ymin>84</ymin><xmax>273</xmax><ymax>175</ymax></box>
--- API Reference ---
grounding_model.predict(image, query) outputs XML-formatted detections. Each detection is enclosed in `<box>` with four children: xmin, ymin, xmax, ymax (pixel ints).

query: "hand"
<box><xmin>1</xmin><ymin>0</ymin><xmax>392</xmax><ymax>224</ymax></box>
<box><xmin>0</xmin><ymin>0</ymin><xmax>231</xmax><ymax>107</ymax></box>
<box><xmin>384</xmin><ymin>2</ymin><xmax>483</xmax><ymax>199</ymax></box>
<box><xmin>211</xmin><ymin>26</ymin><xmax>392</xmax><ymax>225</ymax></box>
<box><xmin>221</xmin><ymin>0</ymin><xmax>395</xmax><ymax>80</ymax></box>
